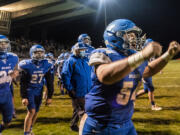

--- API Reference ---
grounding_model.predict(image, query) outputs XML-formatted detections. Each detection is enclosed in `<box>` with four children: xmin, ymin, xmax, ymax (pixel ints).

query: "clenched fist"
<box><xmin>142</xmin><ymin>41</ymin><xmax>162</xmax><ymax>59</ymax></box>
<box><xmin>168</xmin><ymin>41</ymin><xmax>180</xmax><ymax>56</ymax></box>
<box><xmin>22</xmin><ymin>98</ymin><xmax>28</xmax><ymax>106</ymax></box>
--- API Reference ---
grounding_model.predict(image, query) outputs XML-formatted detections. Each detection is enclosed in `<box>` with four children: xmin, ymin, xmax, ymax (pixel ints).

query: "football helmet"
<box><xmin>45</xmin><ymin>52</ymin><xmax>54</xmax><ymax>60</ymax></box>
<box><xmin>78</xmin><ymin>34</ymin><xmax>91</xmax><ymax>45</ymax></box>
<box><xmin>0</xmin><ymin>35</ymin><xmax>11</xmax><ymax>53</ymax></box>
<box><xmin>29</xmin><ymin>44</ymin><xmax>45</xmax><ymax>60</ymax></box>
<box><xmin>64</xmin><ymin>52</ymin><xmax>70</xmax><ymax>60</ymax></box>
<box><xmin>142</xmin><ymin>38</ymin><xmax>153</xmax><ymax>49</ymax></box>
<box><xmin>103</xmin><ymin>19</ymin><xmax>142</xmax><ymax>51</ymax></box>
<box><xmin>58</xmin><ymin>53</ymin><xmax>64</xmax><ymax>60</ymax></box>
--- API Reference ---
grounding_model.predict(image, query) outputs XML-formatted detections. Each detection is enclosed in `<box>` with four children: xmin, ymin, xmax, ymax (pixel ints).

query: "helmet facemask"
<box><xmin>32</xmin><ymin>50</ymin><xmax>45</xmax><ymax>61</ymax></box>
<box><xmin>121</xmin><ymin>26</ymin><xmax>145</xmax><ymax>51</ymax></box>
<box><xmin>83</xmin><ymin>36</ymin><xmax>91</xmax><ymax>45</ymax></box>
<box><xmin>0</xmin><ymin>39</ymin><xmax>11</xmax><ymax>52</ymax></box>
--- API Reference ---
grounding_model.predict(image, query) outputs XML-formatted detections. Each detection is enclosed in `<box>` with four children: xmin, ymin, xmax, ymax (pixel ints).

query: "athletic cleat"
<box><xmin>30</xmin><ymin>132</ymin><xmax>34</xmax><ymax>135</ymax></box>
<box><xmin>13</xmin><ymin>113</ymin><xmax>17</xmax><ymax>119</ymax></box>
<box><xmin>151</xmin><ymin>105</ymin><xmax>162</xmax><ymax>111</ymax></box>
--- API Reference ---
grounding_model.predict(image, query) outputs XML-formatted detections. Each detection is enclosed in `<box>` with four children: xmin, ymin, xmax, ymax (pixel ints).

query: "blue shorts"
<box><xmin>81</xmin><ymin>115</ymin><xmax>137</xmax><ymax>135</ymax></box>
<box><xmin>143</xmin><ymin>83</ymin><xmax>154</xmax><ymax>92</ymax></box>
<box><xmin>27</xmin><ymin>91</ymin><xmax>42</xmax><ymax>112</ymax></box>
<box><xmin>0</xmin><ymin>91</ymin><xmax>13</xmax><ymax>123</ymax></box>
<box><xmin>10</xmin><ymin>84</ymin><xmax>14</xmax><ymax>97</ymax></box>
<box><xmin>143</xmin><ymin>77</ymin><xmax>154</xmax><ymax>92</ymax></box>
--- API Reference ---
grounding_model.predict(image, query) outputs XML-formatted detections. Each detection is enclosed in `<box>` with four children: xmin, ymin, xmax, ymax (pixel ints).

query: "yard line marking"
<box><xmin>158</xmin><ymin>72</ymin><xmax>180</xmax><ymax>74</ymax></box>
<box><xmin>154</xmin><ymin>77</ymin><xmax>180</xmax><ymax>79</ymax></box>
<box><xmin>155</xmin><ymin>85</ymin><xmax>180</xmax><ymax>88</ymax></box>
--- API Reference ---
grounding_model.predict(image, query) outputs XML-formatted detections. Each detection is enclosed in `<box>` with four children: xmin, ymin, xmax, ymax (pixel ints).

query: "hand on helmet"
<box><xmin>142</xmin><ymin>41</ymin><xmax>162</xmax><ymax>59</ymax></box>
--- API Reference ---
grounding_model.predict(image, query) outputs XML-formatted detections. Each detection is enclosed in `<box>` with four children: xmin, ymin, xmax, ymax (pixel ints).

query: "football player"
<box><xmin>43</xmin><ymin>53</ymin><xmax>55</xmax><ymax>99</ymax></box>
<box><xmin>136</xmin><ymin>39</ymin><xmax>162</xmax><ymax>111</ymax></box>
<box><xmin>56</xmin><ymin>52</ymin><xmax>70</xmax><ymax>95</ymax></box>
<box><xmin>0</xmin><ymin>35</ymin><xmax>19</xmax><ymax>134</ymax></box>
<box><xmin>18</xmin><ymin>45</ymin><xmax>54</xmax><ymax>135</ymax></box>
<box><xmin>79</xmin><ymin>19</ymin><xmax>180</xmax><ymax>135</ymax></box>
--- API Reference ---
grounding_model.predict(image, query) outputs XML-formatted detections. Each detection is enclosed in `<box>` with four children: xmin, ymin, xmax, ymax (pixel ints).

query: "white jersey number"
<box><xmin>0</xmin><ymin>70</ymin><xmax>13</xmax><ymax>84</ymax></box>
<box><xmin>30</xmin><ymin>74</ymin><xmax>44</xmax><ymax>84</ymax></box>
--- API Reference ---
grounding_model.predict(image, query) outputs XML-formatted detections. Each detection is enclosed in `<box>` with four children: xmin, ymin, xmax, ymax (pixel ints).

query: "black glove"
<box><xmin>68</xmin><ymin>90</ymin><xmax>76</xmax><ymax>99</ymax></box>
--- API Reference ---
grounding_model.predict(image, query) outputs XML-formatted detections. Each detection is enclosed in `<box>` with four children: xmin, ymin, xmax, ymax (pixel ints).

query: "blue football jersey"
<box><xmin>0</xmin><ymin>52</ymin><xmax>18</xmax><ymax>93</ymax></box>
<box><xmin>85</xmin><ymin>48</ymin><xmax>147</xmax><ymax>124</ymax></box>
<box><xmin>18</xmin><ymin>59</ymin><xmax>52</xmax><ymax>95</ymax></box>
<box><xmin>46</xmin><ymin>59</ymin><xmax>55</xmax><ymax>75</ymax></box>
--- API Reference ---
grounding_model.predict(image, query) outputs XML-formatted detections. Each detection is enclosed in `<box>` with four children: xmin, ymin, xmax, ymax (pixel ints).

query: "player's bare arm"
<box><xmin>143</xmin><ymin>41</ymin><xmax>180</xmax><ymax>78</ymax></box>
<box><xmin>96</xmin><ymin>42</ymin><xmax>162</xmax><ymax>85</ymax></box>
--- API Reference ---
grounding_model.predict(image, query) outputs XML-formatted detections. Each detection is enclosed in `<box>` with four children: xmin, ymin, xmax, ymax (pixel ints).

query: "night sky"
<box><xmin>13</xmin><ymin>0</ymin><xmax>180</xmax><ymax>54</ymax></box>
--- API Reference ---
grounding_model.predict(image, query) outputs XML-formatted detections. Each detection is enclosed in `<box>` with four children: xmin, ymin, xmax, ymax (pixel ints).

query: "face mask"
<box><xmin>79</xmin><ymin>50</ymin><xmax>86</xmax><ymax>57</ymax></box>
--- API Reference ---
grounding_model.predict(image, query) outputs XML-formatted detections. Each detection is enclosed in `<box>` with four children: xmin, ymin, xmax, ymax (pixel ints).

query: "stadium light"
<box><xmin>100</xmin><ymin>0</ymin><xmax>107</xmax><ymax>28</ymax></box>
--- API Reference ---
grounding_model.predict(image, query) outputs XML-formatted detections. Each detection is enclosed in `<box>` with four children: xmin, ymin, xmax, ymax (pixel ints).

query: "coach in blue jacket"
<box><xmin>61</xmin><ymin>42</ymin><xmax>92</xmax><ymax>132</ymax></box>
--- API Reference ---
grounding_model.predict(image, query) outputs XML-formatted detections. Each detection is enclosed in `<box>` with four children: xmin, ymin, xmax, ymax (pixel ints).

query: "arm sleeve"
<box><xmin>20</xmin><ymin>70</ymin><xmax>29</xmax><ymax>98</ymax></box>
<box><xmin>44</xmin><ymin>69</ymin><xmax>54</xmax><ymax>99</ymax></box>
<box><xmin>61</xmin><ymin>59</ymin><xmax>74</xmax><ymax>91</ymax></box>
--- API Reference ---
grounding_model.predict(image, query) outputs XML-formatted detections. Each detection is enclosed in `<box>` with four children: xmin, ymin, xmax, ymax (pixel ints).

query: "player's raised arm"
<box><xmin>94</xmin><ymin>40</ymin><xmax>162</xmax><ymax>85</ymax></box>
<box><xmin>143</xmin><ymin>41</ymin><xmax>180</xmax><ymax>78</ymax></box>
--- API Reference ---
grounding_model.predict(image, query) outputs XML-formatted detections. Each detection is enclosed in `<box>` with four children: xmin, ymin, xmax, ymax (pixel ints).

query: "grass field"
<box><xmin>1</xmin><ymin>60</ymin><xmax>180</xmax><ymax>135</ymax></box>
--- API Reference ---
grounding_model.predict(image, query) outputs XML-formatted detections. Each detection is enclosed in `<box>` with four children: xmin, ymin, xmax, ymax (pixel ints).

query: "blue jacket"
<box><xmin>61</xmin><ymin>55</ymin><xmax>92</xmax><ymax>98</ymax></box>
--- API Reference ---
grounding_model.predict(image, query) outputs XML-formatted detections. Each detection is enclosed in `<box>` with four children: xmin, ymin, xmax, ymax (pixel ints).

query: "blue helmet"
<box><xmin>104</xmin><ymin>19</ymin><xmax>142</xmax><ymax>51</ymax></box>
<box><xmin>29</xmin><ymin>44</ymin><xmax>45</xmax><ymax>60</ymax></box>
<box><xmin>58</xmin><ymin>53</ymin><xmax>65</xmax><ymax>60</ymax></box>
<box><xmin>45</xmin><ymin>52</ymin><xmax>54</xmax><ymax>60</ymax></box>
<box><xmin>64</xmin><ymin>52</ymin><xmax>70</xmax><ymax>59</ymax></box>
<box><xmin>0</xmin><ymin>35</ymin><xmax>11</xmax><ymax>53</ymax></box>
<box><xmin>142</xmin><ymin>38</ymin><xmax>153</xmax><ymax>49</ymax></box>
<box><xmin>78</xmin><ymin>34</ymin><xmax>91</xmax><ymax>44</ymax></box>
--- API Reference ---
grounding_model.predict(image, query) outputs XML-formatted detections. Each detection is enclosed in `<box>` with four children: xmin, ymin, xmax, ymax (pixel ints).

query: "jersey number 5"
<box><xmin>116</xmin><ymin>81</ymin><xmax>135</xmax><ymax>105</ymax></box>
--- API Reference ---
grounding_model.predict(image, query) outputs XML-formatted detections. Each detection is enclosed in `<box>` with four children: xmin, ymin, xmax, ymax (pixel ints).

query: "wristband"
<box><xmin>161</xmin><ymin>51</ymin><xmax>174</xmax><ymax>62</ymax></box>
<box><xmin>128</xmin><ymin>51</ymin><xmax>145</xmax><ymax>70</ymax></box>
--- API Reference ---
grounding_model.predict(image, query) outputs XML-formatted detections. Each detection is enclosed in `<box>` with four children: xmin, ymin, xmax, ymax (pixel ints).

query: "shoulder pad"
<box><xmin>89</xmin><ymin>48</ymin><xmax>112</xmax><ymax>66</ymax></box>
<box><xmin>6</xmin><ymin>52</ymin><xmax>19</xmax><ymax>65</ymax></box>
<box><xmin>7</xmin><ymin>52</ymin><xmax>18</xmax><ymax>60</ymax></box>
<box><xmin>7</xmin><ymin>52</ymin><xmax>18</xmax><ymax>57</ymax></box>
<box><xmin>91</xmin><ymin>48</ymin><xmax>115</xmax><ymax>55</ymax></box>
<box><xmin>18</xmin><ymin>59</ymin><xmax>29</xmax><ymax>71</ymax></box>
<box><xmin>43</xmin><ymin>59</ymin><xmax>53</xmax><ymax>69</ymax></box>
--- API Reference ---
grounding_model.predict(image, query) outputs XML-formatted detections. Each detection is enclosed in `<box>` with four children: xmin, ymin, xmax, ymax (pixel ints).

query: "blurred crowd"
<box><xmin>10</xmin><ymin>37</ymin><xmax>73</xmax><ymax>58</ymax></box>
